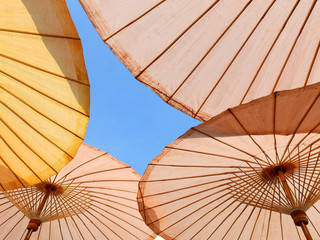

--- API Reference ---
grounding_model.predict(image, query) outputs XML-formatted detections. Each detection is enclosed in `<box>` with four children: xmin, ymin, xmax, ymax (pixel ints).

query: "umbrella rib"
<box><xmin>85</xmin><ymin>205</ymin><xmax>137</xmax><ymax>240</ymax></box>
<box><xmin>304</xmin><ymin>41</ymin><xmax>320</xmax><ymax>86</ymax></box>
<box><xmin>194</xmin><ymin>0</ymin><xmax>277</xmax><ymax>118</ymax></box>
<box><xmin>0</xmin><ymin>69</ymin><xmax>89</xmax><ymax>118</ymax></box>
<box><xmin>236</xmin><ymin>206</ymin><xmax>257</xmax><ymax>240</ymax></box>
<box><xmin>0</xmin><ymin>101</ymin><xmax>75</xmax><ymax>159</ymax></box>
<box><xmin>0</xmin><ymin>28</ymin><xmax>80</xmax><ymax>40</ymax></box>
<box><xmin>165</xmin><ymin>145</ymin><xmax>267</xmax><ymax>166</ymax></box>
<box><xmin>3</xmin><ymin>213</ymin><xmax>25</xmax><ymax>240</ymax></box>
<box><xmin>166</xmin><ymin>0</ymin><xmax>253</xmax><ymax>104</ymax></box>
<box><xmin>307</xmin><ymin>216</ymin><xmax>320</xmax><ymax>238</ymax></box>
<box><xmin>0</xmin><ymin>117</ymin><xmax>59</xmax><ymax>174</ymax></box>
<box><xmin>228</xmin><ymin>109</ymin><xmax>274</xmax><ymax>164</ymax></box>
<box><xmin>187</xmin><ymin>174</ymin><xmax>272</xmax><ymax>240</ymax></box>
<box><xmin>104</xmin><ymin>0</ymin><xmax>167</xmax><ymax>41</ymax></box>
<box><xmin>56</xmin><ymin>194</ymin><xmax>95</xmax><ymax>240</ymax></box>
<box><xmin>239</xmin><ymin>0</ymin><xmax>302</xmax><ymax>104</ymax></box>
<box><xmin>0</xmin><ymin>90</ymin><xmax>84</xmax><ymax>140</ymax></box>
<box><xmin>0</xmin><ymin>133</ymin><xmax>44</xmax><ymax>182</ymax></box>
<box><xmin>134</xmin><ymin>0</ymin><xmax>221</xmax><ymax>79</ymax></box>
<box><xmin>55</xmin><ymin>152</ymin><xmax>108</xmax><ymax>182</ymax></box>
<box><xmin>300</xmin><ymin>145</ymin><xmax>312</xmax><ymax>204</ymax></box>
<box><xmin>0</xmin><ymin>53</ymin><xmax>89</xmax><ymax>86</ymax></box>
<box><xmin>83</xmin><ymin>189</ymin><xmax>136</xmax><ymax>203</ymax></box>
<box><xmin>57</xmin><ymin>219</ymin><xmax>65</xmax><ymax>240</ymax></box>
<box><xmin>273</xmin><ymin>93</ymin><xmax>280</xmax><ymax>164</ymax></box>
<box><xmin>139</xmin><ymin>174</ymin><xmax>248</xmax><ymax>199</ymax></box>
<box><xmin>148</xmin><ymin>163</ymin><xmax>254</xmax><ymax>169</ymax></box>
<box><xmin>58</xmin><ymin>166</ymin><xmax>132</xmax><ymax>184</ymax></box>
<box><xmin>0</xmin><ymin>155</ymin><xmax>26</xmax><ymax>189</ymax></box>
<box><xmin>55</xmin><ymin>194</ymin><xmax>86</xmax><ymax>240</ymax></box>
<box><xmin>271</xmin><ymin>0</ymin><xmax>318</xmax><ymax>92</ymax></box>
<box><xmin>280</xmin><ymin>90</ymin><xmax>320</xmax><ymax>162</ymax></box>
<box><xmin>192</xmin><ymin>127</ymin><xmax>270</xmax><ymax>165</ymax></box>
<box><xmin>284</xmin><ymin>136</ymin><xmax>320</xmax><ymax>163</ymax></box>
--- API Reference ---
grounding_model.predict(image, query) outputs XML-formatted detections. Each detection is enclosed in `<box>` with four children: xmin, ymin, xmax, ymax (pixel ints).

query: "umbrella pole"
<box><xmin>24</xmin><ymin>187</ymin><xmax>51</xmax><ymax>240</ymax></box>
<box><xmin>277</xmin><ymin>170</ymin><xmax>313</xmax><ymax>240</ymax></box>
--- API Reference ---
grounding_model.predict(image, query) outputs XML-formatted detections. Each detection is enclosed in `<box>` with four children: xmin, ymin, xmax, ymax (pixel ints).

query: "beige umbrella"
<box><xmin>0</xmin><ymin>143</ymin><xmax>156</xmax><ymax>240</ymax></box>
<box><xmin>138</xmin><ymin>83</ymin><xmax>320</xmax><ymax>240</ymax></box>
<box><xmin>78</xmin><ymin>0</ymin><xmax>320</xmax><ymax>121</ymax></box>
<box><xmin>0</xmin><ymin>0</ymin><xmax>90</xmax><ymax>190</ymax></box>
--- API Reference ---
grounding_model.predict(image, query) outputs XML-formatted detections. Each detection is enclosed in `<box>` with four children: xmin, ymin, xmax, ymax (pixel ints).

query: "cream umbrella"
<box><xmin>138</xmin><ymin>83</ymin><xmax>320</xmax><ymax>240</ymax></box>
<box><xmin>0</xmin><ymin>143</ymin><xmax>156</xmax><ymax>240</ymax></box>
<box><xmin>0</xmin><ymin>0</ymin><xmax>90</xmax><ymax>190</ymax></box>
<box><xmin>78</xmin><ymin>0</ymin><xmax>320</xmax><ymax>121</ymax></box>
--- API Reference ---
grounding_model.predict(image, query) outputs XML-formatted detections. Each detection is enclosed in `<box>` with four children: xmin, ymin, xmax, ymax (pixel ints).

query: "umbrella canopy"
<box><xmin>78</xmin><ymin>0</ymin><xmax>320</xmax><ymax>121</ymax></box>
<box><xmin>138</xmin><ymin>83</ymin><xmax>320</xmax><ymax>239</ymax></box>
<box><xmin>0</xmin><ymin>0</ymin><xmax>90</xmax><ymax>190</ymax></box>
<box><xmin>0</xmin><ymin>143</ymin><xmax>156</xmax><ymax>240</ymax></box>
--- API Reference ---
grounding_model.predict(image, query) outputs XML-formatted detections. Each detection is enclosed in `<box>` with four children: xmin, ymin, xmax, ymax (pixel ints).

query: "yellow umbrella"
<box><xmin>0</xmin><ymin>143</ymin><xmax>156</xmax><ymax>240</ymax></box>
<box><xmin>0</xmin><ymin>0</ymin><xmax>90</xmax><ymax>190</ymax></box>
<box><xmin>78</xmin><ymin>0</ymin><xmax>320</xmax><ymax>121</ymax></box>
<box><xmin>138</xmin><ymin>83</ymin><xmax>320</xmax><ymax>239</ymax></box>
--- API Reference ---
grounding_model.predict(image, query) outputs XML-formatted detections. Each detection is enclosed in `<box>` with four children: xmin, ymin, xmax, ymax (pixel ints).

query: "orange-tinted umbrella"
<box><xmin>0</xmin><ymin>0</ymin><xmax>90</xmax><ymax>190</ymax></box>
<box><xmin>0</xmin><ymin>144</ymin><xmax>156</xmax><ymax>240</ymax></box>
<box><xmin>78</xmin><ymin>0</ymin><xmax>319</xmax><ymax>121</ymax></box>
<box><xmin>139</xmin><ymin>83</ymin><xmax>320</xmax><ymax>239</ymax></box>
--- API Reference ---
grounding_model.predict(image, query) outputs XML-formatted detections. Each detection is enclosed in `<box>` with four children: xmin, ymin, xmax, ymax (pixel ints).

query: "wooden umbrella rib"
<box><xmin>300</xmin><ymin>146</ymin><xmax>313</xmax><ymax>204</ymax></box>
<box><xmin>0</xmin><ymin>114</ymin><xmax>63</xmax><ymax>173</ymax></box>
<box><xmin>104</xmin><ymin>0</ymin><xmax>167</xmax><ymax>42</ymax></box>
<box><xmin>307</xmin><ymin>216</ymin><xmax>320</xmax><ymax>238</ymax></box>
<box><xmin>0</xmin><ymin>85</ymin><xmax>86</xmax><ymax>139</ymax></box>
<box><xmin>280</xmin><ymin>90</ymin><xmax>320</xmax><ymax>162</ymax></box>
<box><xmin>0</xmin><ymin>100</ymin><xmax>75</xmax><ymax>159</ymax></box>
<box><xmin>167</xmin><ymin>0</ymin><xmax>254</xmax><ymax>103</ymax></box>
<box><xmin>0</xmin><ymin>69</ymin><xmax>89</xmax><ymax>117</ymax></box>
<box><xmin>187</xmin><ymin>177</ymin><xmax>271</xmax><ymax>240</ymax></box>
<box><xmin>135</xmin><ymin>0</ymin><xmax>221</xmax><ymax>79</ymax></box>
<box><xmin>57</xmin><ymin>219</ymin><xmax>65</xmax><ymax>240</ymax></box>
<box><xmin>228</xmin><ymin>109</ymin><xmax>273</xmax><ymax>164</ymax></box>
<box><xmin>240</xmin><ymin>0</ymin><xmax>302</xmax><ymax>104</ymax></box>
<box><xmin>0</xmin><ymin>53</ymin><xmax>89</xmax><ymax>86</ymax></box>
<box><xmin>62</xmin><ymin>166</ymin><xmax>131</xmax><ymax>182</ymax></box>
<box><xmin>237</xmin><ymin>207</ymin><xmax>258</xmax><ymax>240</ymax></box>
<box><xmin>194</xmin><ymin>0</ymin><xmax>277</xmax><ymax>118</ymax></box>
<box><xmin>0</xmin><ymin>154</ymin><xmax>26</xmax><ymax>189</ymax></box>
<box><xmin>139</xmin><ymin>175</ymin><xmax>245</xmax><ymax>199</ymax></box>
<box><xmin>304</xmin><ymin>41</ymin><xmax>320</xmax><ymax>86</ymax></box>
<box><xmin>84</xmin><ymin>189</ymin><xmax>137</xmax><ymax>203</ymax></box>
<box><xmin>0</xmin><ymin>28</ymin><xmax>80</xmax><ymax>40</ymax></box>
<box><xmin>3</xmin><ymin>213</ymin><xmax>26</xmax><ymax>240</ymax></box>
<box><xmin>84</xmin><ymin>207</ymin><xmax>123</xmax><ymax>240</ymax></box>
<box><xmin>149</xmin><ymin>163</ymin><xmax>254</xmax><ymax>169</ymax></box>
<box><xmin>0</xmin><ymin>129</ymin><xmax>52</xmax><ymax>182</ymax></box>
<box><xmin>165</xmin><ymin>145</ymin><xmax>267</xmax><ymax>166</ymax></box>
<box><xmin>85</xmin><ymin>204</ymin><xmax>139</xmax><ymax>240</ymax></box>
<box><xmin>142</xmin><ymin>183</ymin><xmax>232</xmax><ymax>212</ymax></box>
<box><xmin>55</xmin><ymin>194</ymin><xmax>86</xmax><ymax>240</ymax></box>
<box><xmin>271</xmin><ymin>0</ymin><xmax>318</xmax><ymax>92</ymax></box>
<box><xmin>192</xmin><ymin>127</ymin><xmax>270</xmax><ymax>165</ymax></box>
<box><xmin>55</xmin><ymin>152</ymin><xmax>109</xmax><ymax>183</ymax></box>
<box><xmin>55</xmin><ymin>194</ymin><xmax>93</xmax><ymax>240</ymax></box>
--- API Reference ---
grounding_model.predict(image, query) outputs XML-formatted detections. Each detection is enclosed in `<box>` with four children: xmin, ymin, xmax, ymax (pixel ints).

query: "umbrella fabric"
<box><xmin>0</xmin><ymin>143</ymin><xmax>156</xmax><ymax>240</ymax></box>
<box><xmin>78</xmin><ymin>0</ymin><xmax>320</xmax><ymax>121</ymax></box>
<box><xmin>0</xmin><ymin>0</ymin><xmax>90</xmax><ymax>190</ymax></box>
<box><xmin>138</xmin><ymin>83</ymin><xmax>320</xmax><ymax>239</ymax></box>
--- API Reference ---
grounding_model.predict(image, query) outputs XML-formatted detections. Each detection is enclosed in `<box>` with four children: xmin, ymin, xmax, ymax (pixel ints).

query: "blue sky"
<box><xmin>65</xmin><ymin>0</ymin><xmax>199</xmax><ymax>176</ymax></box>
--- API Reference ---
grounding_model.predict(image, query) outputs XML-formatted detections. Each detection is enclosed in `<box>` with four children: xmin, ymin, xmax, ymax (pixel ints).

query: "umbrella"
<box><xmin>0</xmin><ymin>0</ymin><xmax>90</xmax><ymax>190</ymax></box>
<box><xmin>78</xmin><ymin>0</ymin><xmax>320</xmax><ymax>121</ymax></box>
<box><xmin>0</xmin><ymin>143</ymin><xmax>156</xmax><ymax>240</ymax></box>
<box><xmin>138</xmin><ymin>83</ymin><xmax>320</xmax><ymax>239</ymax></box>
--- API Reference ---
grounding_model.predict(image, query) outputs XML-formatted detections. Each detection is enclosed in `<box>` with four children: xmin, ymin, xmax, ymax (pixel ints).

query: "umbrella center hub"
<box><xmin>261</xmin><ymin>162</ymin><xmax>296</xmax><ymax>182</ymax></box>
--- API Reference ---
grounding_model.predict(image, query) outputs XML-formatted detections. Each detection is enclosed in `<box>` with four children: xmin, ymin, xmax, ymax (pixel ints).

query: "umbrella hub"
<box><xmin>36</xmin><ymin>182</ymin><xmax>64</xmax><ymax>195</ymax></box>
<box><xmin>261</xmin><ymin>162</ymin><xmax>296</xmax><ymax>182</ymax></box>
<box><xmin>290</xmin><ymin>209</ymin><xmax>308</xmax><ymax>226</ymax></box>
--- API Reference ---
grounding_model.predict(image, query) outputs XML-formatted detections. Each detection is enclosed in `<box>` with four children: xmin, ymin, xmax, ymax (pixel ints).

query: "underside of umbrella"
<box><xmin>138</xmin><ymin>83</ymin><xmax>320</xmax><ymax>239</ymax></box>
<box><xmin>78</xmin><ymin>0</ymin><xmax>320</xmax><ymax>121</ymax></box>
<box><xmin>0</xmin><ymin>144</ymin><xmax>156</xmax><ymax>240</ymax></box>
<box><xmin>0</xmin><ymin>0</ymin><xmax>90</xmax><ymax>190</ymax></box>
